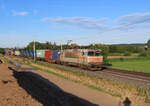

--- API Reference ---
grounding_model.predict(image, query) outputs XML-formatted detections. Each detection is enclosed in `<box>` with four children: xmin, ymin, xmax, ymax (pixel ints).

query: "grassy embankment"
<box><xmin>5</xmin><ymin>56</ymin><xmax>150</xmax><ymax>106</ymax></box>
<box><xmin>109</xmin><ymin>57</ymin><xmax>150</xmax><ymax>73</ymax></box>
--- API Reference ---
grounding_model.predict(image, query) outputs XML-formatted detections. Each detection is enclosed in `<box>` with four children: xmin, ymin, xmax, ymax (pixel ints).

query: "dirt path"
<box><xmin>0</xmin><ymin>61</ymin><xmax>121</xmax><ymax>106</ymax></box>
<box><xmin>0</xmin><ymin>63</ymin><xmax>104</xmax><ymax>106</ymax></box>
<box><xmin>0</xmin><ymin>64</ymin><xmax>42</xmax><ymax>106</ymax></box>
<box><xmin>32</xmin><ymin>69</ymin><xmax>121</xmax><ymax>106</ymax></box>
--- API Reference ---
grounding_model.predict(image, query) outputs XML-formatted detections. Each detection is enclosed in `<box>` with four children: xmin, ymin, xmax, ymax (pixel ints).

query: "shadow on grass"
<box><xmin>8</xmin><ymin>67</ymin><xmax>98</xmax><ymax>106</ymax></box>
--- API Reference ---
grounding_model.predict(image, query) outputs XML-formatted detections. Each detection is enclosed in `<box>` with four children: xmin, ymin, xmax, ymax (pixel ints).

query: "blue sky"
<box><xmin>0</xmin><ymin>0</ymin><xmax>150</xmax><ymax>48</ymax></box>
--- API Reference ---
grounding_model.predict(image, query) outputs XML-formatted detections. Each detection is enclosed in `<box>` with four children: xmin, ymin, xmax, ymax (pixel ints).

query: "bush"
<box><xmin>147</xmin><ymin>49</ymin><xmax>150</xmax><ymax>56</ymax></box>
<box><xmin>139</xmin><ymin>52</ymin><xmax>147</xmax><ymax>57</ymax></box>
<box><xmin>124</xmin><ymin>52</ymin><xmax>131</xmax><ymax>56</ymax></box>
<box><xmin>120</xmin><ymin>58</ymin><xmax>124</xmax><ymax>61</ymax></box>
<box><xmin>0</xmin><ymin>48</ymin><xmax>5</xmax><ymax>55</ymax></box>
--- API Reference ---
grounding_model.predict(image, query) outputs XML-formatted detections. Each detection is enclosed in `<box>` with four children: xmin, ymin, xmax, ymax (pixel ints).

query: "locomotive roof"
<box><xmin>62</xmin><ymin>49</ymin><xmax>102</xmax><ymax>51</ymax></box>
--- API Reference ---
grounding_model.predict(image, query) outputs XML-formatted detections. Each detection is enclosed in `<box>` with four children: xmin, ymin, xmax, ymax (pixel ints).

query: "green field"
<box><xmin>109</xmin><ymin>57</ymin><xmax>150</xmax><ymax>73</ymax></box>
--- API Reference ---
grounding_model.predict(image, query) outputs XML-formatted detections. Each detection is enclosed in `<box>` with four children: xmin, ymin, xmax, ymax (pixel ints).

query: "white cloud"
<box><xmin>12</xmin><ymin>11</ymin><xmax>29</xmax><ymax>16</ymax></box>
<box><xmin>42</xmin><ymin>13</ymin><xmax>150</xmax><ymax>32</ymax></box>
<box><xmin>116</xmin><ymin>13</ymin><xmax>150</xmax><ymax>25</ymax></box>
<box><xmin>42</xmin><ymin>17</ymin><xmax>109</xmax><ymax>31</ymax></box>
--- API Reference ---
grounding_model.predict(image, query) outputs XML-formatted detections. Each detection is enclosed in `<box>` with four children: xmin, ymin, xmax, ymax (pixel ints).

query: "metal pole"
<box><xmin>33</xmin><ymin>41</ymin><xmax>36</xmax><ymax>62</ymax></box>
<box><xmin>61</xmin><ymin>43</ymin><xmax>62</xmax><ymax>52</ymax></box>
<box><xmin>67</xmin><ymin>40</ymin><xmax>72</xmax><ymax>49</ymax></box>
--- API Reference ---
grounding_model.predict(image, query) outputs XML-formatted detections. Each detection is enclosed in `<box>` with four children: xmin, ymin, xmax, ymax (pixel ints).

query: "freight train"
<box><xmin>6</xmin><ymin>49</ymin><xmax>104</xmax><ymax>70</ymax></box>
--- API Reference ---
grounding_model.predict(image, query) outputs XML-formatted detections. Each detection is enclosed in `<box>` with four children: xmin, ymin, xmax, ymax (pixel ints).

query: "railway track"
<box><xmin>39</xmin><ymin>61</ymin><xmax>150</xmax><ymax>88</ymax></box>
<box><xmin>96</xmin><ymin>70</ymin><xmax>150</xmax><ymax>83</ymax></box>
<box><xmin>99</xmin><ymin>68</ymin><xmax>150</xmax><ymax>81</ymax></box>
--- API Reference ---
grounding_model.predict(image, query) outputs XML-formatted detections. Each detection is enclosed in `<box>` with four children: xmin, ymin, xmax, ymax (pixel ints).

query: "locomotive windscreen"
<box><xmin>95</xmin><ymin>51</ymin><xmax>101</xmax><ymax>56</ymax></box>
<box><xmin>88</xmin><ymin>51</ymin><xmax>101</xmax><ymax>56</ymax></box>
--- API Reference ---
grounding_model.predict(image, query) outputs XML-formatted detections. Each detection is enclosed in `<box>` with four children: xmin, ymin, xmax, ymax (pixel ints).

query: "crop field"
<box><xmin>109</xmin><ymin>57</ymin><xmax>150</xmax><ymax>73</ymax></box>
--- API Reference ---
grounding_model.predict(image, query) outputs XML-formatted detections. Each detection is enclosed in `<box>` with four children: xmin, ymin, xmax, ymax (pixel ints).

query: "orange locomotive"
<box><xmin>60</xmin><ymin>49</ymin><xmax>103</xmax><ymax>69</ymax></box>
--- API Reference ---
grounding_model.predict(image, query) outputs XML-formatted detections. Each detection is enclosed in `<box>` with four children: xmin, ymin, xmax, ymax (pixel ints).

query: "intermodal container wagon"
<box><xmin>52</xmin><ymin>50</ymin><xmax>60</xmax><ymax>63</ymax></box>
<box><xmin>45</xmin><ymin>50</ymin><xmax>52</xmax><ymax>62</ymax></box>
<box><xmin>28</xmin><ymin>50</ymin><xmax>34</xmax><ymax>58</ymax></box>
<box><xmin>36</xmin><ymin>50</ymin><xmax>45</xmax><ymax>58</ymax></box>
<box><xmin>24</xmin><ymin>51</ymin><xmax>28</xmax><ymax>57</ymax></box>
<box><xmin>10</xmin><ymin>50</ymin><xmax>14</xmax><ymax>56</ymax></box>
<box><xmin>15</xmin><ymin>51</ymin><xmax>20</xmax><ymax>56</ymax></box>
<box><xmin>20</xmin><ymin>51</ymin><xmax>25</xmax><ymax>56</ymax></box>
<box><xmin>8</xmin><ymin>50</ymin><xmax>11</xmax><ymax>55</ymax></box>
<box><xmin>52</xmin><ymin>50</ymin><xmax>60</xmax><ymax>60</ymax></box>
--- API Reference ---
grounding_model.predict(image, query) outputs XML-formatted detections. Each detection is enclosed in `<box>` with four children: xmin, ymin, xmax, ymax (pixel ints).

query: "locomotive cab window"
<box><xmin>88</xmin><ymin>51</ymin><xmax>101</xmax><ymax>56</ymax></box>
<box><xmin>88</xmin><ymin>51</ymin><xmax>95</xmax><ymax>56</ymax></box>
<box><xmin>95</xmin><ymin>51</ymin><xmax>101</xmax><ymax>56</ymax></box>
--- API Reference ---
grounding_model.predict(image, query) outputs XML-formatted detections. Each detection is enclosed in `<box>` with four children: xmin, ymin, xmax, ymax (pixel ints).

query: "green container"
<box><xmin>36</xmin><ymin>50</ymin><xmax>45</xmax><ymax>58</ymax></box>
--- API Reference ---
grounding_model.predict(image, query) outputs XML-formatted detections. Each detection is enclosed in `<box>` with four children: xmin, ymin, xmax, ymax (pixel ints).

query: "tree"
<box><xmin>70</xmin><ymin>43</ymin><xmax>79</xmax><ymax>49</ymax></box>
<box><xmin>26</xmin><ymin>41</ymin><xmax>44</xmax><ymax>50</ymax></box>
<box><xmin>45</xmin><ymin>41</ymin><xmax>51</xmax><ymax>49</ymax></box>
<box><xmin>109</xmin><ymin>45</ymin><xmax>117</xmax><ymax>53</ymax></box>
<box><xmin>147</xmin><ymin>39</ymin><xmax>150</xmax><ymax>48</ymax></box>
<box><xmin>0</xmin><ymin>48</ymin><xmax>5</xmax><ymax>54</ymax></box>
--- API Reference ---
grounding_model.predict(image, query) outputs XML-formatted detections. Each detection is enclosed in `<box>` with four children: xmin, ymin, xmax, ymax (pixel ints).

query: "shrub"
<box><xmin>139</xmin><ymin>52</ymin><xmax>147</xmax><ymax>57</ymax></box>
<box><xmin>0</xmin><ymin>48</ymin><xmax>5</xmax><ymax>55</ymax></box>
<box><xmin>124</xmin><ymin>52</ymin><xmax>131</xmax><ymax>56</ymax></box>
<box><xmin>147</xmin><ymin>49</ymin><xmax>150</xmax><ymax>56</ymax></box>
<box><xmin>120</xmin><ymin>58</ymin><xmax>124</xmax><ymax>61</ymax></box>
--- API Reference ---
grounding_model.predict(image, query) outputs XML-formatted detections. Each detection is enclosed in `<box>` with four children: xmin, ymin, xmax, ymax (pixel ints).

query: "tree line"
<box><xmin>1</xmin><ymin>40</ymin><xmax>150</xmax><ymax>57</ymax></box>
<box><xmin>23</xmin><ymin>40</ymin><xmax>149</xmax><ymax>54</ymax></box>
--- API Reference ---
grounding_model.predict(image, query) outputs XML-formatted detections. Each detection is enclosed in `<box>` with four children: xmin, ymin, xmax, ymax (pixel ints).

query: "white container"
<box><xmin>15</xmin><ymin>51</ymin><xmax>20</xmax><ymax>56</ymax></box>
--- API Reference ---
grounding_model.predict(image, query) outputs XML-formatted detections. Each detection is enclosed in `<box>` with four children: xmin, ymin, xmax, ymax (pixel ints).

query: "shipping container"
<box><xmin>10</xmin><ymin>50</ymin><xmax>14</xmax><ymax>56</ymax></box>
<box><xmin>22</xmin><ymin>51</ymin><xmax>26</xmax><ymax>56</ymax></box>
<box><xmin>36</xmin><ymin>50</ymin><xmax>45</xmax><ymax>58</ymax></box>
<box><xmin>4</xmin><ymin>49</ymin><xmax>8</xmax><ymax>55</ymax></box>
<box><xmin>8</xmin><ymin>50</ymin><xmax>11</xmax><ymax>55</ymax></box>
<box><xmin>28</xmin><ymin>50</ymin><xmax>34</xmax><ymax>58</ymax></box>
<box><xmin>52</xmin><ymin>50</ymin><xmax>60</xmax><ymax>60</ymax></box>
<box><xmin>45</xmin><ymin>50</ymin><xmax>52</xmax><ymax>61</ymax></box>
<box><xmin>15</xmin><ymin>51</ymin><xmax>20</xmax><ymax>56</ymax></box>
<box><xmin>20</xmin><ymin>51</ymin><xmax>25</xmax><ymax>56</ymax></box>
<box><xmin>24</xmin><ymin>51</ymin><xmax>28</xmax><ymax>57</ymax></box>
<box><xmin>27</xmin><ymin>51</ymin><xmax>31</xmax><ymax>57</ymax></box>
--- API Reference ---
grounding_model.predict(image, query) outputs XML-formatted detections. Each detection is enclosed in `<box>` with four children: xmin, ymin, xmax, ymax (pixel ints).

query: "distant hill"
<box><xmin>110</xmin><ymin>43</ymin><xmax>146</xmax><ymax>46</ymax></box>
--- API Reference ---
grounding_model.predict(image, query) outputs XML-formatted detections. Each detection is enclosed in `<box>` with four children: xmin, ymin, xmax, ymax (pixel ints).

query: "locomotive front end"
<box><xmin>87</xmin><ymin>50</ymin><xmax>103</xmax><ymax>68</ymax></box>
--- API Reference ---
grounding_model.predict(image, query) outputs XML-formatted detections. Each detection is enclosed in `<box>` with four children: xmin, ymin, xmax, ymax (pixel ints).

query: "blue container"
<box><xmin>52</xmin><ymin>50</ymin><xmax>60</xmax><ymax>60</ymax></box>
<box><xmin>20</xmin><ymin>51</ymin><xmax>26</xmax><ymax>56</ymax></box>
<box><xmin>29</xmin><ymin>50</ymin><xmax>34</xmax><ymax>57</ymax></box>
<box><xmin>24</xmin><ymin>51</ymin><xmax>27</xmax><ymax>57</ymax></box>
<box><xmin>25</xmin><ymin>50</ymin><xmax>29</xmax><ymax>57</ymax></box>
<box><xmin>20</xmin><ymin>51</ymin><xmax>23</xmax><ymax>56</ymax></box>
